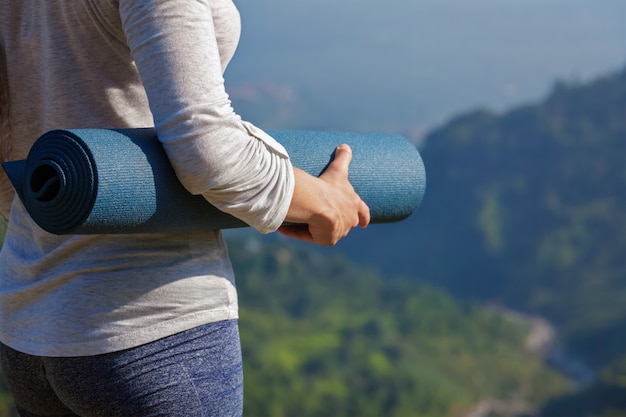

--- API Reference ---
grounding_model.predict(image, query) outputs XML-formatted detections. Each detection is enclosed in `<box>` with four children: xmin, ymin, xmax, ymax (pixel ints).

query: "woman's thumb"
<box><xmin>330</xmin><ymin>144</ymin><xmax>352</xmax><ymax>173</ymax></box>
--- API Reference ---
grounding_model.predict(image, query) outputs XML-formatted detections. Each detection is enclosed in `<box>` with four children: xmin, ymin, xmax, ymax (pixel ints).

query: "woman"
<box><xmin>0</xmin><ymin>1</ymin><xmax>370</xmax><ymax>416</ymax></box>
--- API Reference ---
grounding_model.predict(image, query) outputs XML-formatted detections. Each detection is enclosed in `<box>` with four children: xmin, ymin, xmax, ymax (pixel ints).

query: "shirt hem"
<box><xmin>0</xmin><ymin>308</ymin><xmax>239</xmax><ymax>357</ymax></box>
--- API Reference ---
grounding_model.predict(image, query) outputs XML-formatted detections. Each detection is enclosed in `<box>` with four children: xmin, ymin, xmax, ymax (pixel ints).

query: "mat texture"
<box><xmin>3</xmin><ymin>128</ymin><xmax>426</xmax><ymax>234</ymax></box>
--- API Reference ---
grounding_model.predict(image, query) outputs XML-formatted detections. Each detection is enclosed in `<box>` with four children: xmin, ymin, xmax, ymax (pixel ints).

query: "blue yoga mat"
<box><xmin>2</xmin><ymin>128</ymin><xmax>426</xmax><ymax>234</ymax></box>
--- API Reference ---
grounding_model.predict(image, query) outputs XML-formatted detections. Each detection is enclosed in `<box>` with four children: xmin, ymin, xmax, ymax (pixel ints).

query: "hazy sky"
<box><xmin>227</xmin><ymin>0</ymin><xmax>626</xmax><ymax>136</ymax></box>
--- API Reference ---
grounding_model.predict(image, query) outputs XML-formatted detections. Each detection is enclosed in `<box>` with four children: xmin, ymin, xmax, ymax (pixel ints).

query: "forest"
<box><xmin>0</xmin><ymin>65</ymin><xmax>624</xmax><ymax>416</ymax></box>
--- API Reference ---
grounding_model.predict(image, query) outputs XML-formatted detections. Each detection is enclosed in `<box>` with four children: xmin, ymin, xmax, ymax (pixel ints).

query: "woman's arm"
<box><xmin>119</xmin><ymin>0</ymin><xmax>294</xmax><ymax>233</ymax></box>
<box><xmin>119</xmin><ymin>0</ymin><xmax>368</xmax><ymax>245</ymax></box>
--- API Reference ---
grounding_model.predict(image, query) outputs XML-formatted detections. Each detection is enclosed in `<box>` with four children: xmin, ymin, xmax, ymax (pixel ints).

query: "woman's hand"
<box><xmin>278</xmin><ymin>144</ymin><xmax>370</xmax><ymax>246</ymax></box>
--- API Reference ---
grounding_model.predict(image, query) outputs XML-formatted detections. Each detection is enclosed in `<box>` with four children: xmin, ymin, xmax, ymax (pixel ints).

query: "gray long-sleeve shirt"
<box><xmin>0</xmin><ymin>0</ymin><xmax>295</xmax><ymax>356</ymax></box>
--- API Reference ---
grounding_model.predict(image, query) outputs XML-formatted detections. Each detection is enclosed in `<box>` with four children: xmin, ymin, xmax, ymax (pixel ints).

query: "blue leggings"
<box><xmin>0</xmin><ymin>320</ymin><xmax>243</xmax><ymax>417</ymax></box>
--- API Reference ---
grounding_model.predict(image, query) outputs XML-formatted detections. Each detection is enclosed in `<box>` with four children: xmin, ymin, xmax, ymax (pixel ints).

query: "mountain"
<box><xmin>335</xmin><ymin>66</ymin><xmax>626</xmax><ymax>415</ymax></box>
<box><xmin>339</xmin><ymin>67</ymin><xmax>626</xmax><ymax>357</ymax></box>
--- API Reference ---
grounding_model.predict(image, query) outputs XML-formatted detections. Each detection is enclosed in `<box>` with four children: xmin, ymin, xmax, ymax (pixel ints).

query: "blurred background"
<box><xmin>225</xmin><ymin>1</ymin><xmax>626</xmax><ymax>416</ymax></box>
<box><xmin>1</xmin><ymin>0</ymin><xmax>625</xmax><ymax>416</ymax></box>
<box><xmin>228</xmin><ymin>0</ymin><xmax>625</xmax><ymax>137</ymax></box>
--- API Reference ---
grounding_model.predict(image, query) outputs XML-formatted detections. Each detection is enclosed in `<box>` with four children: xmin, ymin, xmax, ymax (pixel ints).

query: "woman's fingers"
<box><xmin>358</xmin><ymin>199</ymin><xmax>371</xmax><ymax>228</ymax></box>
<box><xmin>281</xmin><ymin>144</ymin><xmax>370</xmax><ymax>246</ymax></box>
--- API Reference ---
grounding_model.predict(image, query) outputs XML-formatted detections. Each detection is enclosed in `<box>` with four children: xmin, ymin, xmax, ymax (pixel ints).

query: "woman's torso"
<box><xmin>0</xmin><ymin>0</ymin><xmax>242</xmax><ymax>357</ymax></box>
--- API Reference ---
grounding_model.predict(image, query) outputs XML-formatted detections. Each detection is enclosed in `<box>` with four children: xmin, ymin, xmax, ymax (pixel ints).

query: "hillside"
<box><xmin>228</xmin><ymin>237</ymin><xmax>567</xmax><ymax>417</ymax></box>
<box><xmin>336</xmin><ymin>67</ymin><xmax>626</xmax><ymax>415</ymax></box>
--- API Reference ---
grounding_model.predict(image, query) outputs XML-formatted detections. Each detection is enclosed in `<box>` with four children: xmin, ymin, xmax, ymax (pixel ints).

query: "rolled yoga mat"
<box><xmin>2</xmin><ymin>128</ymin><xmax>426</xmax><ymax>234</ymax></box>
